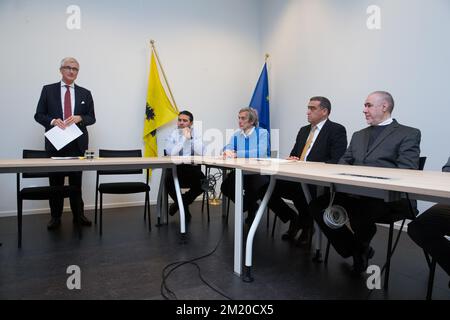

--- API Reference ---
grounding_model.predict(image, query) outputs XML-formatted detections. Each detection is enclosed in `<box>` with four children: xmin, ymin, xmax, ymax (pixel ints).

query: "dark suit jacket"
<box><xmin>290</xmin><ymin>119</ymin><xmax>348</xmax><ymax>164</ymax></box>
<box><xmin>339</xmin><ymin>119</ymin><xmax>421</xmax><ymax>169</ymax></box>
<box><xmin>34</xmin><ymin>82</ymin><xmax>96</xmax><ymax>154</ymax></box>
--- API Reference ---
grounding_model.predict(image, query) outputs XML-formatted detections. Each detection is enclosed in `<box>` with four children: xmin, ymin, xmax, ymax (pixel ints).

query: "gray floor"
<box><xmin>0</xmin><ymin>201</ymin><xmax>448</xmax><ymax>300</ymax></box>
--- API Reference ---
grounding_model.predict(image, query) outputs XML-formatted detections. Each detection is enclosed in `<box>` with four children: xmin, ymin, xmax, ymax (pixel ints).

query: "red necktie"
<box><xmin>64</xmin><ymin>85</ymin><xmax>72</xmax><ymax>120</ymax></box>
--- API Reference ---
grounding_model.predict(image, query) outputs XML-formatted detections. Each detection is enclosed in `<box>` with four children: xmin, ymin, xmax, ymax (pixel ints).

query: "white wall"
<box><xmin>1</xmin><ymin>0</ymin><xmax>449</xmax><ymax>216</ymax></box>
<box><xmin>0</xmin><ymin>0</ymin><xmax>262</xmax><ymax>216</ymax></box>
<box><xmin>261</xmin><ymin>0</ymin><xmax>450</xmax><ymax>211</ymax></box>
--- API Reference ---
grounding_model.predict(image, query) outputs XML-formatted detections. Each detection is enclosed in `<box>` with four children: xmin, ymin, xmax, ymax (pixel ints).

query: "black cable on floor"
<box><xmin>160</xmin><ymin>219</ymin><xmax>233</xmax><ymax>300</ymax></box>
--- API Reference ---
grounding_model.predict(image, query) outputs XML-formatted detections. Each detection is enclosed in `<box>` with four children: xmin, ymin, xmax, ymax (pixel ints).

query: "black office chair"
<box><xmin>17</xmin><ymin>150</ymin><xmax>80</xmax><ymax>248</ymax></box>
<box><xmin>424</xmin><ymin>234</ymin><xmax>450</xmax><ymax>300</ymax></box>
<box><xmin>324</xmin><ymin>156</ymin><xmax>427</xmax><ymax>290</ymax></box>
<box><xmin>94</xmin><ymin>149</ymin><xmax>150</xmax><ymax>236</ymax></box>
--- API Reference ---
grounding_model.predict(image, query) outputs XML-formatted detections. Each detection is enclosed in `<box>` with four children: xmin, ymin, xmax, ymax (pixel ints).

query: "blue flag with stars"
<box><xmin>249</xmin><ymin>63</ymin><xmax>270</xmax><ymax>156</ymax></box>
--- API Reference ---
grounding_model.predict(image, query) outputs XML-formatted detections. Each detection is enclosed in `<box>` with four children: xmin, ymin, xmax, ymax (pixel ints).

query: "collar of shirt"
<box><xmin>61</xmin><ymin>81</ymin><xmax>75</xmax><ymax>89</ymax></box>
<box><xmin>240</xmin><ymin>126</ymin><xmax>255</xmax><ymax>138</ymax></box>
<box><xmin>377</xmin><ymin>118</ymin><xmax>393</xmax><ymax>126</ymax></box>
<box><xmin>313</xmin><ymin>118</ymin><xmax>328</xmax><ymax>132</ymax></box>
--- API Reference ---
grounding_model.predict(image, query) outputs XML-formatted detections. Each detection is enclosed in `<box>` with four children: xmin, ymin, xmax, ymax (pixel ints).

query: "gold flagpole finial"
<box><xmin>265</xmin><ymin>53</ymin><xmax>270</xmax><ymax>61</ymax></box>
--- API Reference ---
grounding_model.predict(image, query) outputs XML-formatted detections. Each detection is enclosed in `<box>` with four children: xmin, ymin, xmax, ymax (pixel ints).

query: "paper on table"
<box><xmin>44</xmin><ymin>124</ymin><xmax>83</xmax><ymax>151</ymax></box>
<box><xmin>51</xmin><ymin>156</ymin><xmax>81</xmax><ymax>160</ymax></box>
<box><xmin>256</xmin><ymin>158</ymin><xmax>296</xmax><ymax>164</ymax></box>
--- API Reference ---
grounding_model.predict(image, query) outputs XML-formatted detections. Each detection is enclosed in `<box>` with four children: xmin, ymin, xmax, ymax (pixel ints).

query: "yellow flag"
<box><xmin>143</xmin><ymin>51</ymin><xmax>178</xmax><ymax>157</ymax></box>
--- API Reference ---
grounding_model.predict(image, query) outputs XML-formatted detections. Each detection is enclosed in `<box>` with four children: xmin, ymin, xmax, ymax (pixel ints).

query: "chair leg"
<box><xmin>426</xmin><ymin>258</ymin><xmax>436</xmax><ymax>300</ymax></box>
<box><xmin>206</xmin><ymin>192</ymin><xmax>210</xmax><ymax>222</ymax></box>
<box><xmin>95</xmin><ymin>173</ymin><xmax>99</xmax><ymax>225</ymax></box>
<box><xmin>201</xmin><ymin>191</ymin><xmax>206</xmax><ymax>213</ymax></box>
<box><xmin>271</xmin><ymin>215</ymin><xmax>277</xmax><ymax>238</ymax></box>
<box><xmin>423</xmin><ymin>249</ymin><xmax>432</xmax><ymax>268</ymax></box>
<box><xmin>143</xmin><ymin>191</ymin><xmax>148</xmax><ymax>221</ymax></box>
<box><xmin>384</xmin><ymin>223</ymin><xmax>394</xmax><ymax>290</ymax></box>
<box><xmin>165</xmin><ymin>190</ymin><xmax>169</xmax><ymax>223</ymax></box>
<box><xmin>17</xmin><ymin>198</ymin><xmax>23</xmax><ymax>249</ymax></box>
<box><xmin>94</xmin><ymin>188</ymin><xmax>98</xmax><ymax>225</ymax></box>
<box><xmin>146</xmin><ymin>191</ymin><xmax>151</xmax><ymax>231</ymax></box>
<box><xmin>99</xmin><ymin>192</ymin><xmax>103</xmax><ymax>236</ymax></box>
<box><xmin>324</xmin><ymin>240</ymin><xmax>331</xmax><ymax>264</ymax></box>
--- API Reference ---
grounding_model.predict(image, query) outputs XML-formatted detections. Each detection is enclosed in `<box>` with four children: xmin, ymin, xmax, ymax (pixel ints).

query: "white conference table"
<box><xmin>183</xmin><ymin>156</ymin><xmax>450</xmax><ymax>280</ymax></box>
<box><xmin>0</xmin><ymin>156</ymin><xmax>190</xmax><ymax>236</ymax></box>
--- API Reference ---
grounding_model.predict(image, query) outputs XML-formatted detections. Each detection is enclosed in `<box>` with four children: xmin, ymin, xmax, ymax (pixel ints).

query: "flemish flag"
<box><xmin>143</xmin><ymin>50</ymin><xmax>178</xmax><ymax>159</ymax></box>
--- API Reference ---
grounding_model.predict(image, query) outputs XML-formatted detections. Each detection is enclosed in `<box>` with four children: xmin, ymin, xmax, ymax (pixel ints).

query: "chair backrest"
<box><xmin>22</xmin><ymin>149</ymin><xmax>51</xmax><ymax>178</ymax></box>
<box><xmin>98</xmin><ymin>149</ymin><xmax>143</xmax><ymax>175</ymax></box>
<box><xmin>419</xmin><ymin>156</ymin><xmax>427</xmax><ymax>171</ymax></box>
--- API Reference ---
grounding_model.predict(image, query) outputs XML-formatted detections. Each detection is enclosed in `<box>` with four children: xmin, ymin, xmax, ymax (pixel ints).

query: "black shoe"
<box><xmin>352</xmin><ymin>246</ymin><xmax>375</xmax><ymax>274</ymax></box>
<box><xmin>47</xmin><ymin>218</ymin><xmax>61</xmax><ymax>230</ymax></box>
<box><xmin>74</xmin><ymin>215</ymin><xmax>92</xmax><ymax>226</ymax></box>
<box><xmin>281</xmin><ymin>216</ymin><xmax>301</xmax><ymax>241</ymax></box>
<box><xmin>169</xmin><ymin>203</ymin><xmax>178</xmax><ymax>216</ymax></box>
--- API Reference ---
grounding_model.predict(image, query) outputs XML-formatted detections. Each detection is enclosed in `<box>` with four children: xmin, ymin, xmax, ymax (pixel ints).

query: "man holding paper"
<box><xmin>34</xmin><ymin>57</ymin><xmax>96</xmax><ymax>230</ymax></box>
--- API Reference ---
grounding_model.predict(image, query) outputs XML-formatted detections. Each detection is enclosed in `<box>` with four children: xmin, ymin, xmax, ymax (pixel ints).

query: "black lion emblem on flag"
<box><xmin>145</xmin><ymin>103</ymin><xmax>155</xmax><ymax>120</ymax></box>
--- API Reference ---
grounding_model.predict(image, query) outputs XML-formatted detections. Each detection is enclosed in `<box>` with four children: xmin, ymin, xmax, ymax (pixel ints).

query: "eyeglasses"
<box><xmin>61</xmin><ymin>66</ymin><xmax>79</xmax><ymax>72</ymax></box>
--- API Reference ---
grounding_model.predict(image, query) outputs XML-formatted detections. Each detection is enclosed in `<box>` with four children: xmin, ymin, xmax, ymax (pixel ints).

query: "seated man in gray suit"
<box><xmin>408</xmin><ymin>157</ymin><xmax>450</xmax><ymax>286</ymax></box>
<box><xmin>310</xmin><ymin>91</ymin><xmax>421</xmax><ymax>273</ymax></box>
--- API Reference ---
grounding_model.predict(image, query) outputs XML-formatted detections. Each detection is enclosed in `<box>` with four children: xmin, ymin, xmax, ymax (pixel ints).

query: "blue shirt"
<box><xmin>223</xmin><ymin>126</ymin><xmax>269</xmax><ymax>158</ymax></box>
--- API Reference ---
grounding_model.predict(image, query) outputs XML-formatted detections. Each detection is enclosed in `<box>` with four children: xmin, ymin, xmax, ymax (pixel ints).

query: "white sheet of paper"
<box><xmin>44</xmin><ymin>124</ymin><xmax>83</xmax><ymax>151</ymax></box>
<box><xmin>256</xmin><ymin>158</ymin><xmax>295</xmax><ymax>164</ymax></box>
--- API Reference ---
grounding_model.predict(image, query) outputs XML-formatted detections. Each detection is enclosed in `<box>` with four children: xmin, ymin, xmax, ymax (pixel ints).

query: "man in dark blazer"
<box><xmin>267</xmin><ymin>96</ymin><xmax>347</xmax><ymax>246</ymax></box>
<box><xmin>34</xmin><ymin>57</ymin><xmax>96</xmax><ymax>230</ymax></box>
<box><xmin>310</xmin><ymin>91</ymin><xmax>421</xmax><ymax>273</ymax></box>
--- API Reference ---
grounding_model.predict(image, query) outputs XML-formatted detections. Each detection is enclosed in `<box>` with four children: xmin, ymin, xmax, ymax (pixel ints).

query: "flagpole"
<box><xmin>265</xmin><ymin>53</ymin><xmax>270</xmax><ymax>62</ymax></box>
<box><xmin>150</xmin><ymin>40</ymin><xmax>179</xmax><ymax>112</ymax></box>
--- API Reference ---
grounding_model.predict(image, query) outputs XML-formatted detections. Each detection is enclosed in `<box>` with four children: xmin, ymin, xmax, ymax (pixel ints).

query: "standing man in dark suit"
<box><xmin>35</xmin><ymin>57</ymin><xmax>96</xmax><ymax>230</ymax></box>
<box><xmin>267</xmin><ymin>96</ymin><xmax>347</xmax><ymax>246</ymax></box>
<box><xmin>310</xmin><ymin>91</ymin><xmax>421</xmax><ymax>273</ymax></box>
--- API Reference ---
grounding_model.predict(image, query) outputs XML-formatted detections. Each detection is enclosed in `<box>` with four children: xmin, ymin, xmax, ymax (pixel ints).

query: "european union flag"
<box><xmin>249</xmin><ymin>63</ymin><xmax>270</xmax><ymax>156</ymax></box>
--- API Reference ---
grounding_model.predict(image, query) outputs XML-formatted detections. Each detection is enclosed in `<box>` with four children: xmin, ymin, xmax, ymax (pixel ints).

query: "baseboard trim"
<box><xmin>0</xmin><ymin>200</ymin><xmax>153</xmax><ymax>218</ymax></box>
<box><xmin>0</xmin><ymin>196</ymin><xmax>209</xmax><ymax>218</ymax></box>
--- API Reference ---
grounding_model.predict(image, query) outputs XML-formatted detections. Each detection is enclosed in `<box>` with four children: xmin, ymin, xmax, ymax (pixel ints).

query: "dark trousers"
<box><xmin>408</xmin><ymin>204</ymin><xmax>450</xmax><ymax>276</ymax></box>
<box><xmin>267</xmin><ymin>180</ymin><xmax>314</xmax><ymax>228</ymax></box>
<box><xmin>165</xmin><ymin>164</ymin><xmax>206</xmax><ymax>207</ymax></box>
<box><xmin>48</xmin><ymin>141</ymin><xmax>84</xmax><ymax>219</ymax></box>
<box><xmin>310</xmin><ymin>193</ymin><xmax>410</xmax><ymax>258</ymax></box>
<box><xmin>221</xmin><ymin>172</ymin><xmax>269</xmax><ymax>217</ymax></box>
<box><xmin>49</xmin><ymin>172</ymin><xmax>83</xmax><ymax>219</ymax></box>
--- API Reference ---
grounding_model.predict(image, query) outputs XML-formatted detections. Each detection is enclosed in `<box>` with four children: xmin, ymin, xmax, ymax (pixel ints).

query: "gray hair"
<box><xmin>239</xmin><ymin>107</ymin><xmax>259</xmax><ymax>126</ymax></box>
<box><xmin>371</xmin><ymin>91</ymin><xmax>395</xmax><ymax>113</ymax></box>
<box><xmin>60</xmin><ymin>57</ymin><xmax>79</xmax><ymax>68</ymax></box>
